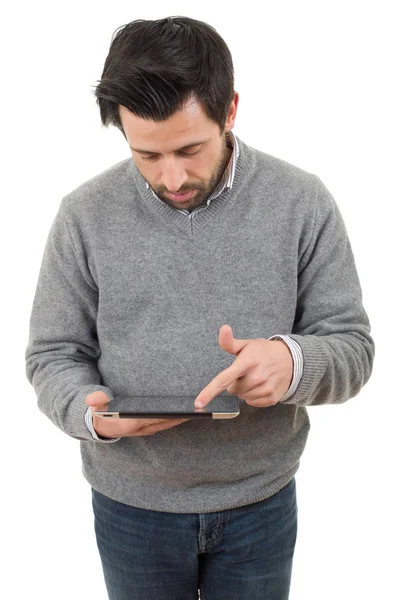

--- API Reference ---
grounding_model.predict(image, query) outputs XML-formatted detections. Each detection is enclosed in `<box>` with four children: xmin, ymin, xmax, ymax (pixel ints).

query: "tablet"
<box><xmin>94</xmin><ymin>395</ymin><xmax>240</xmax><ymax>419</ymax></box>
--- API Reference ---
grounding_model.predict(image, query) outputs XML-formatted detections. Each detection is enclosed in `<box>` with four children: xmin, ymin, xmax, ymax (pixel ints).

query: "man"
<box><xmin>25</xmin><ymin>16</ymin><xmax>374</xmax><ymax>600</ymax></box>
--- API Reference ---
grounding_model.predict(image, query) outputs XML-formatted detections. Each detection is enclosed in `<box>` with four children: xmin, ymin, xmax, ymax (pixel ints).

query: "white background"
<box><xmin>2</xmin><ymin>1</ymin><xmax>399</xmax><ymax>598</ymax></box>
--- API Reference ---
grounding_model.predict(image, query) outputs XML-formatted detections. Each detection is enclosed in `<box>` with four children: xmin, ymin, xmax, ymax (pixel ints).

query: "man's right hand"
<box><xmin>86</xmin><ymin>391</ymin><xmax>189</xmax><ymax>439</ymax></box>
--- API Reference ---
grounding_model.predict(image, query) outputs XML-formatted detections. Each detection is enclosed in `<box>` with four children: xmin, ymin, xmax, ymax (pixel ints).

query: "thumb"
<box><xmin>218</xmin><ymin>324</ymin><xmax>249</xmax><ymax>356</ymax></box>
<box><xmin>85</xmin><ymin>391</ymin><xmax>110</xmax><ymax>409</ymax></box>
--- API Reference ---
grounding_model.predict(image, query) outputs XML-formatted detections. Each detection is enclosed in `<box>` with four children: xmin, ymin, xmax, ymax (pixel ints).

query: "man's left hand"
<box><xmin>194</xmin><ymin>325</ymin><xmax>293</xmax><ymax>409</ymax></box>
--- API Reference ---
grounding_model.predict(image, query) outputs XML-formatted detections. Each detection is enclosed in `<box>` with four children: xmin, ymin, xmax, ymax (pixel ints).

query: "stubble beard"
<box><xmin>155</xmin><ymin>138</ymin><xmax>232</xmax><ymax>212</ymax></box>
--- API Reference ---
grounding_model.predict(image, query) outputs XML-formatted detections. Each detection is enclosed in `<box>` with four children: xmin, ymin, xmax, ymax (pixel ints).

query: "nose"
<box><xmin>160</xmin><ymin>159</ymin><xmax>188</xmax><ymax>193</ymax></box>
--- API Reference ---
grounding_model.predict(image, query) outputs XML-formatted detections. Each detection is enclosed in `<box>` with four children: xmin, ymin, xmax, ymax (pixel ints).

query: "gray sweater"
<box><xmin>25</xmin><ymin>136</ymin><xmax>374</xmax><ymax>513</ymax></box>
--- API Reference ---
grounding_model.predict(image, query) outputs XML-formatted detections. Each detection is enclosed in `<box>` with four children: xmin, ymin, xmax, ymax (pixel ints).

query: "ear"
<box><xmin>225</xmin><ymin>91</ymin><xmax>239</xmax><ymax>132</ymax></box>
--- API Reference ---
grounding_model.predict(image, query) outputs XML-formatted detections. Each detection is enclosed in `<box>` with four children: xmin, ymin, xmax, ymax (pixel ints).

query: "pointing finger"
<box><xmin>194</xmin><ymin>358</ymin><xmax>249</xmax><ymax>408</ymax></box>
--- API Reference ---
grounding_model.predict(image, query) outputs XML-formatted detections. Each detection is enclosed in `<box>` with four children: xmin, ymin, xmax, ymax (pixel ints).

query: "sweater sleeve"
<box><xmin>25</xmin><ymin>198</ymin><xmax>115</xmax><ymax>441</ymax></box>
<box><xmin>281</xmin><ymin>177</ymin><xmax>375</xmax><ymax>407</ymax></box>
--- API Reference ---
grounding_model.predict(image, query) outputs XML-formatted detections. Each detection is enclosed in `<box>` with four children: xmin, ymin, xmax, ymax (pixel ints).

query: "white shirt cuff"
<box><xmin>268</xmin><ymin>335</ymin><xmax>304</xmax><ymax>402</ymax></box>
<box><xmin>84</xmin><ymin>406</ymin><xmax>121</xmax><ymax>443</ymax></box>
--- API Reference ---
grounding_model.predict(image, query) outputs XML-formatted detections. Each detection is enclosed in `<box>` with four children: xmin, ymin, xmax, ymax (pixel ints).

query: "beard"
<box><xmin>150</xmin><ymin>137</ymin><xmax>232</xmax><ymax>212</ymax></box>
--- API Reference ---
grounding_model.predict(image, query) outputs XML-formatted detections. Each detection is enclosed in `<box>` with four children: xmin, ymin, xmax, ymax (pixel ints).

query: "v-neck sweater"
<box><xmin>25</xmin><ymin>135</ymin><xmax>374</xmax><ymax>512</ymax></box>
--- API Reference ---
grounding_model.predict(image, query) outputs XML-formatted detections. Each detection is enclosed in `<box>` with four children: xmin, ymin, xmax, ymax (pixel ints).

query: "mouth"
<box><xmin>164</xmin><ymin>189</ymin><xmax>196</xmax><ymax>202</ymax></box>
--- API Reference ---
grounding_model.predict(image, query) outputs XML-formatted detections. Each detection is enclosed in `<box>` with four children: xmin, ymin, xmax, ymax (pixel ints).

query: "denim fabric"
<box><xmin>92</xmin><ymin>477</ymin><xmax>297</xmax><ymax>599</ymax></box>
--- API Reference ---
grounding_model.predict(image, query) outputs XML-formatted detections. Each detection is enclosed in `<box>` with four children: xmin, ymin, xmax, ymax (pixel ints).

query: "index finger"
<box><xmin>194</xmin><ymin>359</ymin><xmax>248</xmax><ymax>408</ymax></box>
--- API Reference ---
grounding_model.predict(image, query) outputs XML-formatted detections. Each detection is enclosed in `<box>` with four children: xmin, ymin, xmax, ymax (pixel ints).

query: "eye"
<box><xmin>141</xmin><ymin>155</ymin><xmax>158</xmax><ymax>162</ymax></box>
<box><xmin>141</xmin><ymin>150</ymin><xmax>200</xmax><ymax>162</ymax></box>
<box><xmin>179</xmin><ymin>150</ymin><xmax>200</xmax><ymax>157</ymax></box>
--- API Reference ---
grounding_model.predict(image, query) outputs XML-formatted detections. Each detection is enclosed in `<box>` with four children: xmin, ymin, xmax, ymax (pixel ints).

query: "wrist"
<box><xmin>92</xmin><ymin>414</ymin><xmax>120</xmax><ymax>439</ymax></box>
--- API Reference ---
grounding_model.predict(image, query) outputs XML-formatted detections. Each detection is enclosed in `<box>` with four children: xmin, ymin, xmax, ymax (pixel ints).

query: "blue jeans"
<box><xmin>92</xmin><ymin>478</ymin><xmax>297</xmax><ymax>599</ymax></box>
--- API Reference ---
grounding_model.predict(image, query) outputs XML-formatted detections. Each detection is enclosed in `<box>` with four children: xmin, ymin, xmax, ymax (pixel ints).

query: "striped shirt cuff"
<box><xmin>84</xmin><ymin>406</ymin><xmax>121</xmax><ymax>443</ymax></box>
<box><xmin>268</xmin><ymin>335</ymin><xmax>304</xmax><ymax>402</ymax></box>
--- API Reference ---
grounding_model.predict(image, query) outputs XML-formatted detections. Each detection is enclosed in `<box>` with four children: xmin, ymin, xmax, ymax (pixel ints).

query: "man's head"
<box><xmin>93</xmin><ymin>16</ymin><xmax>238</xmax><ymax>211</ymax></box>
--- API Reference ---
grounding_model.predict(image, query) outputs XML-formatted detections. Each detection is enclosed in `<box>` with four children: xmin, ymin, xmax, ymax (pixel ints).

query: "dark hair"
<box><xmin>92</xmin><ymin>16</ymin><xmax>235</xmax><ymax>137</ymax></box>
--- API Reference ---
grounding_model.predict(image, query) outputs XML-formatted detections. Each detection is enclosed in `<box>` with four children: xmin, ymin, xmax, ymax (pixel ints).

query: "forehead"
<box><xmin>119</xmin><ymin>98</ymin><xmax>218</xmax><ymax>152</ymax></box>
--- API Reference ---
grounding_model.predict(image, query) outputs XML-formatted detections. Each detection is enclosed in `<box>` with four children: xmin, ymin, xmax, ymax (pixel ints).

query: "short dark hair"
<box><xmin>92</xmin><ymin>16</ymin><xmax>235</xmax><ymax>138</ymax></box>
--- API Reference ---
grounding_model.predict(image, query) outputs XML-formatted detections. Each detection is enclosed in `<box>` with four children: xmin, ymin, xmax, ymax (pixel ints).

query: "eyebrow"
<box><xmin>129</xmin><ymin>140</ymin><xmax>208</xmax><ymax>154</ymax></box>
